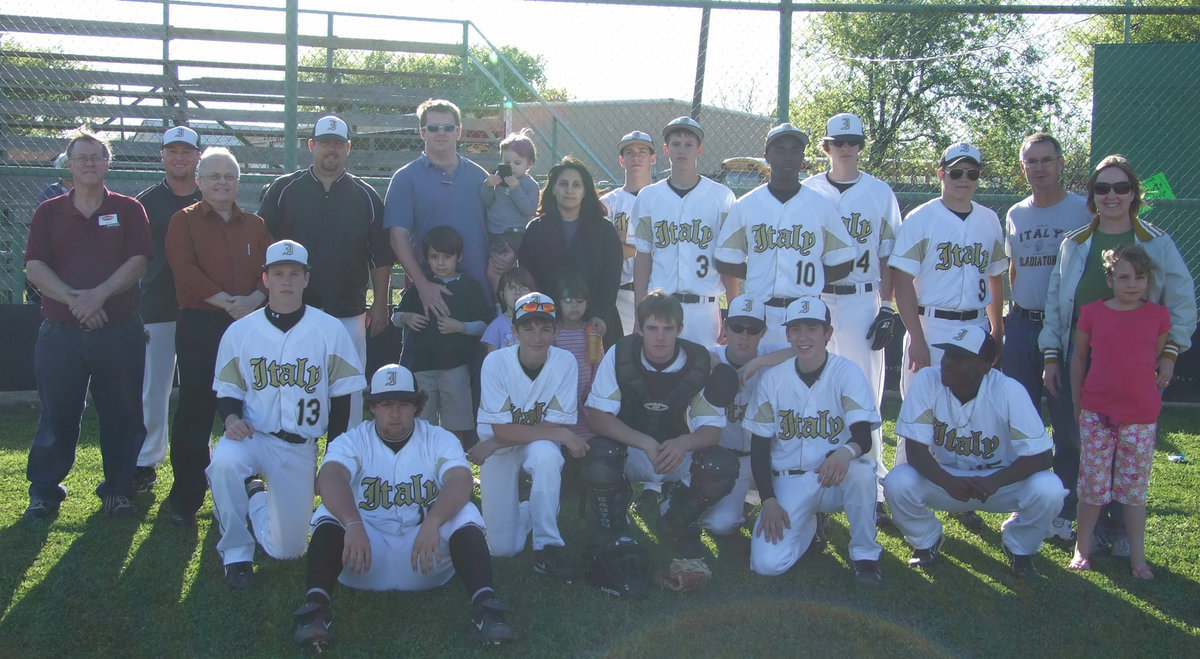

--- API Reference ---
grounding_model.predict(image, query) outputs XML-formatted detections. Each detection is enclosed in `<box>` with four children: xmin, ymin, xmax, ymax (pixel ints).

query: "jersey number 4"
<box><xmin>297</xmin><ymin>399</ymin><xmax>321</xmax><ymax>426</ymax></box>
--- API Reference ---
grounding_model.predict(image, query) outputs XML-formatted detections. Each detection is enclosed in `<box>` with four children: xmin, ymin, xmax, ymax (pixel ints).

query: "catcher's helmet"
<box><xmin>586</xmin><ymin>536</ymin><xmax>651</xmax><ymax>600</ymax></box>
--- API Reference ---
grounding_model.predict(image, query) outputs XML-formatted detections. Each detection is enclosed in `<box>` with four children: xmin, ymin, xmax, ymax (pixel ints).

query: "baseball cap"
<box><xmin>312</xmin><ymin>115</ymin><xmax>350</xmax><ymax>142</ymax></box>
<box><xmin>823</xmin><ymin>113</ymin><xmax>866</xmax><ymax>141</ymax></box>
<box><xmin>162</xmin><ymin>125</ymin><xmax>200</xmax><ymax>149</ymax></box>
<box><xmin>726</xmin><ymin>294</ymin><xmax>766</xmax><ymax>324</ymax></box>
<box><xmin>618</xmin><ymin>130</ymin><xmax>654</xmax><ymax>154</ymax></box>
<box><xmin>782</xmin><ymin>296</ymin><xmax>831</xmax><ymax>326</ymax></box>
<box><xmin>765</xmin><ymin>123</ymin><xmax>809</xmax><ymax>150</ymax></box>
<box><xmin>933</xmin><ymin>326</ymin><xmax>997</xmax><ymax>362</ymax></box>
<box><xmin>940</xmin><ymin>142</ymin><xmax>982</xmax><ymax>168</ymax></box>
<box><xmin>367</xmin><ymin>364</ymin><xmax>420</xmax><ymax>402</ymax></box>
<box><xmin>264</xmin><ymin>239</ymin><xmax>309</xmax><ymax>269</ymax></box>
<box><xmin>513</xmin><ymin>292</ymin><xmax>556</xmax><ymax>325</ymax></box>
<box><xmin>662</xmin><ymin>116</ymin><xmax>704</xmax><ymax>143</ymax></box>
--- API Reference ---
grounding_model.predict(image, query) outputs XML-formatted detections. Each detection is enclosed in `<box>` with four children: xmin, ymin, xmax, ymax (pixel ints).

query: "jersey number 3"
<box><xmin>297</xmin><ymin>399</ymin><xmax>321</xmax><ymax>426</ymax></box>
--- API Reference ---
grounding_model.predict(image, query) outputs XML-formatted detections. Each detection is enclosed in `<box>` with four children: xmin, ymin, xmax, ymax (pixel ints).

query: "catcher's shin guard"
<box><xmin>582</xmin><ymin>437</ymin><xmax>631</xmax><ymax>542</ymax></box>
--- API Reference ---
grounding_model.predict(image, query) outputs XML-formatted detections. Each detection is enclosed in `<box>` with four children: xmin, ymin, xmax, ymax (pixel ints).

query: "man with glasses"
<box><xmin>385</xmin><ymin>99</ymin><xmax>492</xmax><ymax>312</ymax></box>
<box><xmin>716</xmin><ymin>123</ymin><xmax>855</xmax><ymax>345</ymax></box>
<box><xmin>601</xmin><ymin>130</ymin><xmax>657</xmax><ymax>336</ymax></box>
<box><xmin>260</xmin><ymin>116</ymin><xmax>394</xmax><ymax>426</ymax></box>
<box><xmin>134</xmin><ymin>126</ymin><xmax>203</xmax><ymax>496</ymax></box>
<box><xmin>161</xmin><ymin>147</ymin><xmax>271</xmax><ymax>526</ymax></box>
<box><xmin>1002</xmin><ymin>133</ymin><xmax>1090</xmax><ymax>544</ymax></box>
<box><xmin>22</xmin><ymin>128</ymin><xmax>152</xmax><ymax>520</ymax></box>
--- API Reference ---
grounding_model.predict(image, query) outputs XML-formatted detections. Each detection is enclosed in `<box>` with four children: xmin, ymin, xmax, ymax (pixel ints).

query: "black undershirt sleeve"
<box><xmin>327</xmin><ymin>395</ymin><xmax>351</xmax><ymax>441</ymax></box>
<box><xmin>751</xmin><ymin>434</ymin><xmax>775</xmax><ymax>501</ymax></box>
<box><xmin>848</xmin><ymin>421</ymin><xmax>872</xmax><ymax>456</ymax></box>
<box><xmin>217</xmin><ymin>397</ymin><xmax>244</xmax><ymax>422</ymax></box>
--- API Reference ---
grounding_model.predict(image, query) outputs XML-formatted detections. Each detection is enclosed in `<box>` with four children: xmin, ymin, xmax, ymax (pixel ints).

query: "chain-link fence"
<box><xmin>3</xmin><ymin>0</ymin><xmax>1199</xmax><ymax>304</ymax></box>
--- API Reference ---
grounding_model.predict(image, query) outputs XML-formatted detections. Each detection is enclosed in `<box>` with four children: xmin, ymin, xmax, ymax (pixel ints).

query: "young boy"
<box><xmin>469</xmin><ymin>292</ymin><xmax>588</xmax><ymax>581</ymax></box>
<box><xmin>393</xmin><ymin>226</ymin><xmax>492</xmax><ymax>445</ymax></box>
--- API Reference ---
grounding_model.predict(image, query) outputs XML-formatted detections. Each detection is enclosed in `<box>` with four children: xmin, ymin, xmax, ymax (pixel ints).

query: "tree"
<box><xmin>790</xmin><ymin>1</ymin><xmax>1062</xmax><ymax>186</ymax></box>
<box><xmin>1</xmin><ymin>38</ymin><xmax>95</xmax><ymax>137</ymax></box>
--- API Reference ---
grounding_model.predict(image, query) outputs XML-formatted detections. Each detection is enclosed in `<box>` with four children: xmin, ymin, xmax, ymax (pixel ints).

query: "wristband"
<box><xmin>880</xmin><ymin>300</ymin><xmax>894</xmax><ymax>312</ymax></box>
<box><xmin>345</xmin><ymin>520</ymin><xmax>364</xmax><ymax>529</ymax></box>
<box><xmin>841</xmin><ymin>444</ymin><xmax>858</xmax><ymax>459</ymax></box>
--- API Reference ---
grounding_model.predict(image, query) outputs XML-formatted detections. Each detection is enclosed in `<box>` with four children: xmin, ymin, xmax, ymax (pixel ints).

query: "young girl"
<box><xmin>481</xmin><ymin>267</ymin><xmax>535</xmax><ymax>354</ymax></box>
<box><xmin>1068</xmin><ymin>244</ymin><xmax>1171</xmax><ymax>579</ymax></box>
<box><xmin>551</xmin><ymin>274</ymin><xmax>601</xmax><ymax>441</ymax></box>
<box><xmin>481</xmin><ymin>130</ymin><xmax>540</xmax><ymax>296</ymax></box>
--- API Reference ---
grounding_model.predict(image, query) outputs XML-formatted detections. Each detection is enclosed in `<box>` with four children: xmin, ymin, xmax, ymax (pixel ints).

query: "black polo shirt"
<box><xmin>137</xmin><ymin>179</ymin><xmax>203</xmax><ymax>323</ymax></box>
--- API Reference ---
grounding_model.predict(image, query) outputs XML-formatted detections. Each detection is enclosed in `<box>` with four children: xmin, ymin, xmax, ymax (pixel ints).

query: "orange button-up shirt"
<box><xmin>165</xmin><ymin>200</ymin><xmax>272</xmax><ymax>311</ymax></box>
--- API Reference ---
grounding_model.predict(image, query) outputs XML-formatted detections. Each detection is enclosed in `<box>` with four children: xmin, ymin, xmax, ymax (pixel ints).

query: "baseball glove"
<box><xmin>654</xmin><ymin>558</ymin><xmax>712</xmax><ymax>593</ymax></box>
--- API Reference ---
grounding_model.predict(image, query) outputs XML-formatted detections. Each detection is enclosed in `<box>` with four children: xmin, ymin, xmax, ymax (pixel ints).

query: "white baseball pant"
<box><xmin>139</xmin><ymin>320</ymin><xmax>176</xmax><ymax>468</ymax></box>
<box><xmin>679</xmin><ymin>299</ymin><xmax>720</xmax><ymax>348</ymax></box>
<box><xmin>479</xmin><ymin>440</ymin><xmax>566</xmax><ymax>556</ymax></box>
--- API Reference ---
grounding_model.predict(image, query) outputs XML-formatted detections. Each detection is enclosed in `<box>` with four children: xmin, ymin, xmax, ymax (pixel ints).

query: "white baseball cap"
<box><xmin>823</xmin><ymin>113</ymin><xmax>866</xmax><ymax>141</ymax></box>
<box><xmin>264</xmin><ymin>239</ymin><xmax>309</xmax><ymax>269</ymax></box>
<box><xmin>933</xmin><ymin>325</ymin><xmax>997</xmax><ymax>362</ymax></box>
<box><xmin>662</xmin><ymin>116</ymin><xmax>704</xmax><ymax>143</ymax></box>
<box><xmin>783</xmin><ymin>296</ymin><xmax>831</xmax><ymax>326</ymax></box>
<box><xmin>513</xmin><ymin>292</ymin><xmax>556</xmax><ymax>325</ymax></box>
<box><xmin>162</xmin><ymin>125</ymin><xmax>200</xmax><ymax>149</ymax></box>
<box><xmin>618</xmin><ymin>130</ymin><xmax>654</xmax><ymax>154</ymax></box>
<box><xmin>940</xmin><ymin>142</ymin><xmax>982</xmax><ymax>168</ymax></box>
<box><xmin>367</xmin><ymin>364</ymin><xmax>420</xmax><ymax>401</ymax></box>
<box><xmin>726</xmin><ymin>295</ymin><xmax>766</xmax><ymax>323</ymax></box>
<box><xmin>765</xmin><ymin>123</ymin><xmax>809</xmax><ymax>150</ymax></box>
<box><xmin>312</xmin><ymin>115</ymin><xmax>349</xmax><ymax>142</ymax></box>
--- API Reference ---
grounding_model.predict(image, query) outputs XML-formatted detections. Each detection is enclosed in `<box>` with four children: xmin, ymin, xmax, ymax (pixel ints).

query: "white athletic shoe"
<box><xmin>1045</xmin><ymin>516</ymin><xmax>1076</xmax><ymax>542</ymax></box>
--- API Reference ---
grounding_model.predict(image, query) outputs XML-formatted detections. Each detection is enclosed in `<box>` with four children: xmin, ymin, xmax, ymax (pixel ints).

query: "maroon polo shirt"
<box><xmin>24</xmin><ymin>187</ymin><xmax>153</xmax><ymax>324</ymax></box>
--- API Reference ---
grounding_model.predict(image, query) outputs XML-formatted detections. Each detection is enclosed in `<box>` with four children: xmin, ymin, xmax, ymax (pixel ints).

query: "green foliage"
<box><xmin>0</xmin><ymin>38</ymin><xmax>95</xmax><ymax>136</ymax></box>
<box><xmin>791</xmin><ymin>0</ymin><xmax>1061</xmax><ymax>187</ymax></box>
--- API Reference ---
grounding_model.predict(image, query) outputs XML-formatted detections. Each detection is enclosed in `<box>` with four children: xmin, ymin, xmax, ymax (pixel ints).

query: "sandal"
<box><xmin>1068</xmin><ymin>557</ymin><xmax>1091</xmax><ymax>572</ymax></box>
<box><xmin>1132</xmin><ymin>565</ymin><xmax>1155</xmax><ymax>580</ymax></box>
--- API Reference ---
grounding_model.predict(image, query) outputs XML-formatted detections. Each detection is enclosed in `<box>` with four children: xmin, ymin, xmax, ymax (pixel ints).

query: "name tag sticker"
<box><xmin>98</xmin><ymin>213</ymin><xmax>119</xmax><ymax>227</ymax></box>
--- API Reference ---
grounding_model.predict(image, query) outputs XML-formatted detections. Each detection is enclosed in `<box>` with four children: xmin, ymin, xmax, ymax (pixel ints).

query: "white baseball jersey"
<box><xmin>896</xmin><ymin>367</ymin><xmax>1053</xmax><ymax>476</ymax></box>
<box><xmin>631</xmin><ymin>176</ymin><xmax>735</xmax><ymax>296</ymax></box>
<box><xmin>714</xmin><ymin>184</ymin><xmax>856</xmax><ymax>299</ymax></box>
<box><xmin>213</xmin><ymin>306</ymin><xmax>366</xmax><ymax>439</ymax></box>
<box><xmin>801</xmin><ymin>172</ymin><xmax>901</xmax><ymax>286</ymax></box>
<box><xmin>712</xmin><ymin>342</ymin><xmax>789</xmax><ymax>453</ymax></box>
<box><xmin>602</xmin><ymin>187</ymin><xmax>637</xmax><ymax>286</ymax></box>
<box><xmin>477</xmin><ymin>346</ymin><xmax>578</xmax><ymax>439</ymax></box>
<box><xmin>888</xmin><ymin>199</ymin><xmax>1008</xmax><ymax>311</ymax></box>
<box><xmin>742</xmin><ymin>353</ymin><xmax>881</xmax><ymax>472</ymax></box>
<box><xmin>320</xmin><ymin>417</ymin><xmax>471</xmax><ymax>537</ymax></box>
<box><xmin>586</xmin><ymin>344</ymin><xmax>725</xmax><ymax>432</ymax></box>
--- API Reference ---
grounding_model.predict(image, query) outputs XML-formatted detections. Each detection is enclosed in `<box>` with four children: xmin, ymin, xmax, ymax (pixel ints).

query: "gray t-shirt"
<box><xmin>1005</xmin><ymin>192</ymin><xmax>1091</xmax><ymax>311</ymax></box>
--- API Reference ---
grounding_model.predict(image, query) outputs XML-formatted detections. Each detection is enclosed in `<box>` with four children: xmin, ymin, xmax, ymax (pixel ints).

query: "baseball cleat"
<box><xmin>908</xmin><ymin>534</ymin><xmax>945</xmax><ymax>568</ymax></box>
<box><xmin>949</xmin><ymin>510</ymin><xmax>984</xmax><ymax>533</ymax></box>
<box><xmin>133</xmin><ymin>467</ymin><xmax>158</xmax><ymax>494</ymax></box>
<box><xmin>875</xmin><ymin>503</ymin><xmax>894</xmax><ymax>529</ymax></box>
<box><xmin>1003</xmin><ymin>545</ymin><xmax>1038</xmax><ymax>579</ymax></box>
<box><xmin>533</xmin><ymin>546</ymin><xmax>577</xmax><ymax>582</ymax></box>
<box><xmin>1044</xmin><ymin>516</ymin><xmax>1076</xmax><ymax>543</ymax></box>
<box><xmin>223</xmin><ymin>561</ymin><xmax>254</xmax><ymax>589</ymax></box>
<box><xmin>853</xmin><ymin>559</ymin><xmax>883</xmax><ymax>588</ymax></box>
<box><xmin>292</xmin><ymin>601</ymin><xmax>335</xmax><ymax>652</ymax></box>
<box><xmin>470</xmin><ymin>596</ymin><xmax>516</xmax><ymax>645</ymax></box>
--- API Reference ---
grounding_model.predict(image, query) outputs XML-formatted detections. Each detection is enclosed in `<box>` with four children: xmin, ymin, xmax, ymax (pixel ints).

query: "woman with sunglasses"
<box><xmin>1040</xmin><ymin>154</ymin><xmax>1196</xmax><ymax>557</ymax></box>
<box><xmin>519</xmin><ymin>156</ymin><xmax>624</xmax><ymax>348</ymax></box>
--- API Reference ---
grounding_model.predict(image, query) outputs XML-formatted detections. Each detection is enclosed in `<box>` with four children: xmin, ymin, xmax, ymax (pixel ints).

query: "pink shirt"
<box><xmin>1078</xmin><ymin>299</ymin><xmax>1170</xmax><ymax>424</ymax></box>
<box><xmin>553</xmin><ymin>325</ymin><xmax>597</xmax><ymax>439</ymax></box>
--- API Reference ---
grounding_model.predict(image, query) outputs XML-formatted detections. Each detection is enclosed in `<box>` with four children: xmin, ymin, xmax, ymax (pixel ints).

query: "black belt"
<box><xmin>733</xmin><ymin>450</ymin><xmax>751</xmax><ymax>457</ymax></box>
<box><xmin>918</xmin><ymin>306</ymin><xmax>979</xmax><ymax>321</ymax></box>
<box><xmin>772</xmin><ymin>468</ymin><xmax>807</xmax><ymax>477</ymax></box>
<box><xmin>619</xmin><ymin>282</ymin><xmax>634</xmax><ymax>291</ymax></box>
<box><xmin>1012</xmin><ymin>305</ymin><xmax>1044</xmax><ymax>322</ymax></box>
<box><xmin>765</xmin><ymin>297</ymin><xmax>797</xmax><ymax>308</ymax></box>
<box><xmin>271</xmin><ymin>430</ymin><xmax>307</xmax><ymax>444</ymax></box>
<box><xmin>822</xmin><ymin>282</ymin><xmax>874</xmax><ymax>295</ymax></box>
<box><xmin>672</xmin><ymin>293</ymin><xmax>717</xmax><ymax>304</ymax></box>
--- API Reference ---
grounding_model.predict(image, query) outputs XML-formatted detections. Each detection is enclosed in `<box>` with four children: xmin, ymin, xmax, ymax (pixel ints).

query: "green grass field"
<box><xmin>1</xmin><ymin>398</ymin><xmax>1198</xmax><ymax>657</ymax></box>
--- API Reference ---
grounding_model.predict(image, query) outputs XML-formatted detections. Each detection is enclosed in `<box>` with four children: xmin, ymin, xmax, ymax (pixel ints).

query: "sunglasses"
<box><xmin>726</xmin><ymin>321</ymin><xmax>765</xmax><ymax>336</ymax></box>
<box><xmin>830</xmin><ymin>139</ymin><xmax>864</xmax><ymax>148</ymax></box>
<box><xmin>947</xmin><ymin>168</ymin><xmax>981</xmax><ymax>181</ymax></box>
<box><xmin>519</xmin><ymin>300</ymin><xmax>555</xmax><ymax>314</ymax></box>
<box><xmin>423</xmin><ymin>123</ymin><xmax>457</xmax><ymax>133</ymax></box>
<box><xmin>1093</xmin><ymin>181</ymin><xmax>1132</xmax><ymax>196</ymax></box>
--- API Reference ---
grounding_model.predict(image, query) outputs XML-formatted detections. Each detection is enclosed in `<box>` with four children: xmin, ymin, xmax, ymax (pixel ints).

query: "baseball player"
<box><xmin>602</xmin><ymin>130</ymin><xmax>657</xmax><ymax>336</ymax></box>
<box><xmin>701</xmin><ymin>295</ymin><xmax>792</xmax><ymax>536</ymax></box>
<box><xmin>290</xmin><ymin>364</ymin><xmax>515</xmax><ymax>650</ymax></box>
<box><xmin>801</xmin><ymin>113</ymin><xmax>902</xmax><ymax>520</ymax></box>
<box><xmin>631</xmin><ymin>117</ymin><xmax>736</xmax><ymax>346</ymax></box>
<box><xmin>742</xmin><ymin>297</ymin><xmax>884</xmax><ymax>586</ymax></box>
<box><xmin>883</xmin><ymin>326</ymin><xmax>1066</xmax><ymax>579</ymax></box>
<box><xmin>206</xmin><ymin>240</ymin><xmax>366</xmax><ymax>589</ymax></box>
<box><xmin>135</xmin><ymin>125</ymin><xmax>203</xmax><ymax>494</ymax></box>
<box><xmin>469</xmin><ymin>292</ymin><xmax>587</xmax><ymax>580</ymax></box>
<box><xmin>715</xmin><ymin>123</ymin><xmax>856</xmax><ymax>346</ymax></box>
<box><xmin>890</xmin><ymin>142</ymin><xmax>1008</xmax><ymax>401</ymax></box>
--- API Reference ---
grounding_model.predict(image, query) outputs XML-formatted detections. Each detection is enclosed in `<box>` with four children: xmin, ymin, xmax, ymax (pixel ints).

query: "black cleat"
<box><xmin>1003</xmin><ymin>545</ymin><xmax>1039</xmax><ymax>579</ymax></box>
<box><xmin>470</xmin><ymin>596</ymin><xmax>516</xmax><ymax>645</ymax></box>
<box><xmin>908</xmin><ymin>534</ymin><xmax>945</xmax><ymax>568</ymax></box>
<box><xmin>533</xmin><ymin>545</ymin><xmax>577</xmax><ymax>582</ymax></box>
<box><xmin>224</xmin><ymin>561</ymin><xmax>254</xmax><ymax>589</ymax></box>
<box><xmin>133</xmin><ymin>466</ymin><xmax>158</xmax><ymax>494</ymax></box>
<box><xmin>854</xmin><ymin>559</ymin><xmax>884</xmax><ymax>587</ymax></box>
<box><xmin>293</xmin><ymin>601</ymin><xmax>335</xmax><ymax>652</ymax></box>
<box><xmin>950</xmin><ymin>510</ymin><xmax>984</xmax><ymax>533</ymax></box>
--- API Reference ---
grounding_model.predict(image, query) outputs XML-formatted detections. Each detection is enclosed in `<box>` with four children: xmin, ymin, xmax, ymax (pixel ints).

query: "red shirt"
<box><xmin>24</xmin><ymin>187</ymin><xmax>153</xmax><ymax>324</ymax></box>
<box><xmin>1078</xmin><ymin>299</ymin><xmax>1171</xmax><ymax>423</ymax></box>
<box><xmin>165</xmin><ymin>201</ymin><xmax>272</xmax><ymax>311</ymax></box>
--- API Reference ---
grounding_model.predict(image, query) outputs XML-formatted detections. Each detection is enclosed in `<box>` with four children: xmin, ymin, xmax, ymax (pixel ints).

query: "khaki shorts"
<box><xmin>415</xmin><ymin>365</ymin><xmax>474</xmax><ymax>431</ymax></box>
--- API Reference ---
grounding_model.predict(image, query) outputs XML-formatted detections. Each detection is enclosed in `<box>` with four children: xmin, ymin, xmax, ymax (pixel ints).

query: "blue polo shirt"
<box><xmin>383</xmin><ymin>153</ymin><xmax>492</xmax><ymax>305</ymax></box>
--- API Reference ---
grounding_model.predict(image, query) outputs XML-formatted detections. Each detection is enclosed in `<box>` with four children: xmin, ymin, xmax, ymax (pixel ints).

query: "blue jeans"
<box><xmin>26</xmin><ymin>317</ymin><xmax>146</xmax><ymax>503</ymax></box>
<box><xmin>1001</xmin><ymin>310</ymin><xmax>1079</xmax><ymax>520</ymax></box>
